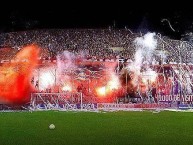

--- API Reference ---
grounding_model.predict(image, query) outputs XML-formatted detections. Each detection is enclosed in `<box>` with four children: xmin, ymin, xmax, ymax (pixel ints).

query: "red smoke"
<box><xmin>0</xmin><ymin>45</ymin><xmax>40</xmax><ymax>104</ymax></box>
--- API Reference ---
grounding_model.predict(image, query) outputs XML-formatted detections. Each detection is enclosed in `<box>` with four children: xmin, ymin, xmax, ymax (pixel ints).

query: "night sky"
<box><xmin>0</xmin><ymin>2</ymin><xmax>193</xmax><ymax>40</ymax></box>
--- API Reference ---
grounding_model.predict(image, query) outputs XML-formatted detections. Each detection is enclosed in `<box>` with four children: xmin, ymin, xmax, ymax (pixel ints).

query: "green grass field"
<box><xmin>0</xmin><ymin>110</ymin><xmax>193</xmax><ymax>145</ymax></box>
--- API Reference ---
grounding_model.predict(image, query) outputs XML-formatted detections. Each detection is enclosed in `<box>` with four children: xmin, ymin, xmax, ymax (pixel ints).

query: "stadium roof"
<box><xmin>0</xmin><ymin>2</ymin><xmax>192</xmax><ymax>40</ymax></box>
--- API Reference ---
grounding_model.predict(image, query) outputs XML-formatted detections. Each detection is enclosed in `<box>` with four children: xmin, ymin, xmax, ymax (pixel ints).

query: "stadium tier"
<box><xmin>0</xmin><ymin>29</ymin><xmax>193</xmax><ymax>110</ymax></box>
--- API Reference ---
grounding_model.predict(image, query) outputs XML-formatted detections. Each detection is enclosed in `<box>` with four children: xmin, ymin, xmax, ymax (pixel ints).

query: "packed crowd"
<box><xmin>0</xmin><ymin>29</ymin><xmax>193</xmax><ymax>63</ymax></box>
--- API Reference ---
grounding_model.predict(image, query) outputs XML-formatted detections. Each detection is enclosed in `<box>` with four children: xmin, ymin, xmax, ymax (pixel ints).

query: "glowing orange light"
<box><xmin>62</xmin><ymin>85</ymin><xmax>72</xmax><ymax>92</ymax></box>
<box><xmin>97</xmin><ymin>86</ymin><xmax>106</xmax><ymax>96</ymax></box>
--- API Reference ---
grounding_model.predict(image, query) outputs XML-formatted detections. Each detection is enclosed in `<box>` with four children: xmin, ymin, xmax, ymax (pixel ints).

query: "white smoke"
<box><xmin>56</xmin><ymin>50</ymin><xmax>88</xmax><ymax>91</ymax></box>
<box><xmin>57</xmin><ymin>51</ymin><xmax>77</xmax><ymax>73</ymax></box>
<box><xmin>57</xmin><ymin>50</ymin><xmax>88</xmax><ymax>73</ymax></box>
<box><xmin>128</xmin><ymin>32</ymin><xmax>158</xmax><ymax>87</ymax></box>
<box><xmin>134</xmin><ymin>32</ymin><xmax>157</xmax><ymax>51</ymax></box>
<box><xmin>56</xmin><ymin>51</ymin><xmax>77</xmax><ymax>91</ymax></box>
<box><xmin>134</xmin><ymin>32</ymin><xmax>157</xmax><ymax>63</ymax></box>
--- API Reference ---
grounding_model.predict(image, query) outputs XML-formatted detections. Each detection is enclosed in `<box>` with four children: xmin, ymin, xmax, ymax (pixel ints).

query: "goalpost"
<box><xmin>30</xmin><ymin>92</ymin><xmax>83</xmax><ymax>110</ymax></box>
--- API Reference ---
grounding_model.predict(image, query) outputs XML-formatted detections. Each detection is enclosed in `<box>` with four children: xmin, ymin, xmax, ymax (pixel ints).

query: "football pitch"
<box><xmin>0</xmin><ymin>110</ymin><xmax>193</xmax><ymax>145</ymax></box>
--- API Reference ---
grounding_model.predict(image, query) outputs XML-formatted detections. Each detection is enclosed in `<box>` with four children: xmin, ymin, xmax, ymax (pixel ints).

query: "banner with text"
<box><xmin>157</xmin><ymin>94</ymin><xmax>193</xmax><ymax>103</ymax></box>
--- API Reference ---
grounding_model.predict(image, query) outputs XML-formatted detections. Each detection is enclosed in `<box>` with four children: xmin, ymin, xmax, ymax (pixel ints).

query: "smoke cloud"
<box><xmin>0</xmin><ymin>45</ymin><xmax>40</xmax><ymax>104</ymax></box>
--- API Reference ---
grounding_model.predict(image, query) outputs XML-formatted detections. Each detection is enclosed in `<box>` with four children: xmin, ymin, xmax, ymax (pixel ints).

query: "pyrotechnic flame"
<box><xmin>62</xmin><ymin>85</ymin><xmax>72</xmax><ymax>92</ymax></box>
<box><xmin>39</xmin><ymin>71</ymin><xmax>55</xmax><ymax>90</ymax></box>
<box><xmin>97</xmin><ymin>86</ymin><xmax>106</xmax><ymax>96</ymax></box>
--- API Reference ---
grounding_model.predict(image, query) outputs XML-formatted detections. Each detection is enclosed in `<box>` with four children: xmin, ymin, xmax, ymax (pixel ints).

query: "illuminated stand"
<box><xmin>30</xmin><ymin>34</ymin><xmax>193</xmax><ymax>106</ymax></box>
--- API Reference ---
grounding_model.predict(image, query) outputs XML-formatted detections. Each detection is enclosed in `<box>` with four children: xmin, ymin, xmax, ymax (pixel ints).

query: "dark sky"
<box><xmin>0</xmin><ymin>2</ymin><xmax>193</xmax><ymax>40</ymax></box>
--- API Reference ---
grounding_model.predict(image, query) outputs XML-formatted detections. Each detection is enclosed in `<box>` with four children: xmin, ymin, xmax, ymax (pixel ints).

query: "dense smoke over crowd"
<box><xmin>0</xmin><ymin>45</ymin><xmax>40</xmax><ymax>104</ymax></box>
<box><xmin>0</xmin><ymin>29</ymin><xmax>193</xmax><ymax>104</ymax></box>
